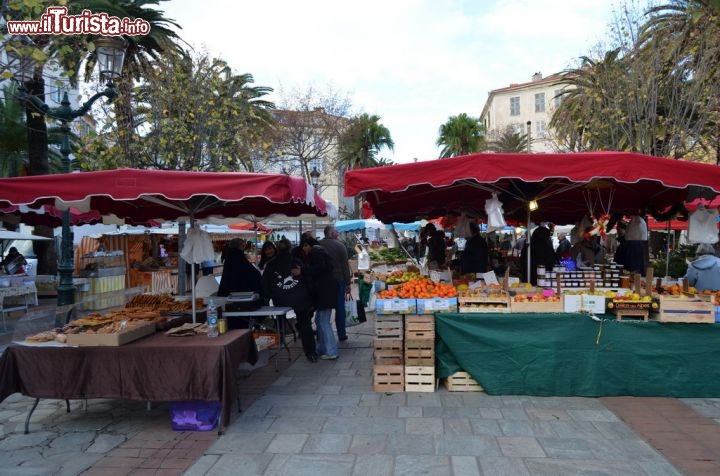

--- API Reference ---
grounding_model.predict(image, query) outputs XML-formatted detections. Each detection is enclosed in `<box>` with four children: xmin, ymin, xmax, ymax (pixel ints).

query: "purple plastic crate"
<box><xmin>170</xmin><ymin>401</ymin><xmax>221</xmax><ymax>431</ymax></box>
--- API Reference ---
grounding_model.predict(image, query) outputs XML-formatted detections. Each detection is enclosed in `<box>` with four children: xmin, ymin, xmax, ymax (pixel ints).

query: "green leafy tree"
<box><xmin>76</xmin><ymin>51</ymin><xmax>275</xmax><ymax>171</ymax></box>
<box><xmin>550</xmin><ymin>0</ymin><xmax>720</xmax><ymax>160</ymax></box>
<box><xmin>435</xmin><ymin>113</ymin><xmax>485</xmax><ymax>158</ymax></box>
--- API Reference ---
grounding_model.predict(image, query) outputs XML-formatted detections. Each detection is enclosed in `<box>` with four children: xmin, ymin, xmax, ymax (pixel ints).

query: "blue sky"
<box><xmin>163</xmin><ymin>0</ymin><xmax>622</xmax><ymax>163</ymax></box>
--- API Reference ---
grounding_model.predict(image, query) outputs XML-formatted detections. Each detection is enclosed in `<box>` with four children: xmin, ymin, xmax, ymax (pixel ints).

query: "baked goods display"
<box><xmin>124</xmin><ymin>293</ymin><xmax>203</xmax><ymax>312</ymax></box>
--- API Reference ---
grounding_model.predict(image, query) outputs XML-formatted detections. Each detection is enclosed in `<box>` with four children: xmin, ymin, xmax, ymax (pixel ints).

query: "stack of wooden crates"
<box><xmin>373</xmin><ymin>314</ymin><xmax>435</xmax><ymax>392</ymax></box>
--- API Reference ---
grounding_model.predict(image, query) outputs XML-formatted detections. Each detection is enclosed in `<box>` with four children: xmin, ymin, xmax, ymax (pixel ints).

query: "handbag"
<box><xmin>344</xmin><ymin>293</ymin><xmax>363</xmax><ymax>327</ymax></box>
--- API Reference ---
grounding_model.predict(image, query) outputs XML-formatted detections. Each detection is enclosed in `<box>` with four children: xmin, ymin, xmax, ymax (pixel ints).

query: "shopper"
<box><xmin>302</xmin><ymin>237</ymin><xmax>338</xmax><ymax>360</ymax></box>
<box><xmin>262</xmin><ymin>238</ymin><xmax>318</xmax><ymax>362</ymax></box>
<box><xmin>257</xmin><ymin>240</ymin><xmax>277</xmax><ymax>271</ymax></box>
<box><xmin>2</xmin><ymin>247</ymin><xmax>27</xmax><ymax>275</ymax></box>
<box><xmin>684</xmin><ymin>243</ymin><xmax>720</xmax><ymax>291</ymax></box>
<box><xmin>319</xmin><ymin>224</ymin><xmax>352</xmax><ymax>342</ymax></box>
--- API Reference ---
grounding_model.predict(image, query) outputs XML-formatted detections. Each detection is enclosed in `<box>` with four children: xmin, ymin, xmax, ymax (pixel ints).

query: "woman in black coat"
<box><xmin>217</xmin><ymin>238</ymin><xmax>262</xmax><ymax>297</ymax></box>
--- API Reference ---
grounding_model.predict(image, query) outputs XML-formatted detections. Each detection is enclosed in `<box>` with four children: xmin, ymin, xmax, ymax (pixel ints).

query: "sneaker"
<box><xmin>319</xmin><ymin>354</ymin><xmax>338</xmax><ymax>360</ymax></box>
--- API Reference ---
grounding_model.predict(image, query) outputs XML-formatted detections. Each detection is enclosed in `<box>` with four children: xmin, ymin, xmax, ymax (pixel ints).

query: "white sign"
<box><xmin>481</xmin><ymin>271</ymin><xmax>499</xmax><ymax>286</ymax></box>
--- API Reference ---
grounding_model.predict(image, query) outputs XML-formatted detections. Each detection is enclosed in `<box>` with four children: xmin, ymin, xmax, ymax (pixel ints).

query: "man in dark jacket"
<box><xmin>319</xmin><ymin>224</ymin><xmax>352</xmax><ymax>342</ymax></box>
<box><xmin>262</xmin><ymin>239</ymin><xmax>318</xmax><ymax>362</ymax></box>
<box><xmin>302</xmin><ymin>237</ymin><xmax>338</xmax><ymax>360</ymax></box>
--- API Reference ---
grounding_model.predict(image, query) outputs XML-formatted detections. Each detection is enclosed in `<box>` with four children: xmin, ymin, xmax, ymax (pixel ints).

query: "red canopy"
<box><xmin>344</xmin><ymin>151</ymin><xmax>720</xmax><ymax>224</ymax></box>
<box><xmin>0</xmin><ymin>168</ymin><xmax>328</xmax><ymax>224</ymax></box>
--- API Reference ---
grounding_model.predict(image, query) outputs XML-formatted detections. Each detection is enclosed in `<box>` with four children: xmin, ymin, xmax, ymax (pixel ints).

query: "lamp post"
<box><xmin>13</xmin><ymin>36</ymin><xmax>128</xmax><ymax>306</ymax></box>
<box><xmin>309</xmin><ymin>166</ymin><xmax>322</xmax><ymax>236</ymax></box>
<box><xmin>309</xmin><ymin>165</ymin><xmax>321</xmax><ymax>189</ymax></box>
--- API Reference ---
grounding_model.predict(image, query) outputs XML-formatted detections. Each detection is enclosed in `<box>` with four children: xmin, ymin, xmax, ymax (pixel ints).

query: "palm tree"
<box><xmin>486</xmin><ymin>126</ymin><xmax>530</xmax><ymax>153</ymax></box>
<box><xmin>637</xmin><ymin>0</ymin><xmax>720</xmax><ymax>162</ymax></box>
<box><xmin>337</xmin><ymin>113</ymin><xmax>393</xmax><ymax>217</ymax></box>
<box><xmin>79</xmin><ymin>0</ymin><xmax>185</xmax><ymax>168</ymax></box>
<box><xmin>435</xmin><ymin>113</ymin><xmax>485</xmax><ymax>158</ymax></box>
<box><xmin>337</xmin><ymin>113</ymin><xmax>394</xmax><ymax>169</ymax></box>
<box><xmin>0</xmin><ymin>84</ymin><xmax>28</xmax><ymax>177</ymax></box>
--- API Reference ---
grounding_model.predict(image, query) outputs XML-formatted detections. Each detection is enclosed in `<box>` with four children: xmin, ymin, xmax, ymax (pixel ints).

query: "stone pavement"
<box><xmin>1</xmin><ymin>310</ymin><xmax>720</xmax><ymax>475</ymax></box>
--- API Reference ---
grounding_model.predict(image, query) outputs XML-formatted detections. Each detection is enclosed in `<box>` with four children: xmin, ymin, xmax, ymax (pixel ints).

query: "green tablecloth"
<box><xmin>435</xmin><ymin>313</ymin><xmax>720</xmax><ymax>397</ymax></box>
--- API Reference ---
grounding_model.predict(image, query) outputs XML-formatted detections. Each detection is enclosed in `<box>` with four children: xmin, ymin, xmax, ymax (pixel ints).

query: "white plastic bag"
<box><xmin>485</xmin><ymin>193</ymin><xmax>507</xmax><ymax>232</ymax></box>
<box><xmin>344</xmin><ymin>296</ymin><xmax>362</xmax><ymax>327</ymax></box>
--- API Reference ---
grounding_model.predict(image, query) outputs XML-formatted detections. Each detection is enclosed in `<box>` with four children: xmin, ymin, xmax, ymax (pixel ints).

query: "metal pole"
<box><xmin>526</xmin><ymin>120</ymin><xmax>532</xmax><ymax>154</ymax></box>
<box><xmin>526</xmin><ymin>206</ymin><xmax>532</xmax><ymax>284</ymax></box>
<box><xmin>56</xmin><ymin>118</ymin><xmax>75</xmax><ymax>306</ymax></box>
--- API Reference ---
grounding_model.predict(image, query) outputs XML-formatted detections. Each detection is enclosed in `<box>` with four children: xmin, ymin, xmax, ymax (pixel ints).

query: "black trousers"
<box><xmin>293</xmin><ymin>307</ymin><xmax>316</xmax><ymax>356</ymax></box>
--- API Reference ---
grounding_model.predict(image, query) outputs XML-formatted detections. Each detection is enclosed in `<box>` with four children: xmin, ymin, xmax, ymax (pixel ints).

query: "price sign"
<box><xmin>482</xmin><ymin>271</ymin><xmax>499</xmax><ymax>286</ymax></box>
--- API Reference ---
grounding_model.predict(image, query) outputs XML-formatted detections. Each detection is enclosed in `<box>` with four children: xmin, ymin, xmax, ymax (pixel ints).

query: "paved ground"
<box><xmin>1</xmin><ymin>307</ymin><xmax>720</xmax><ymax>475</ymax></box>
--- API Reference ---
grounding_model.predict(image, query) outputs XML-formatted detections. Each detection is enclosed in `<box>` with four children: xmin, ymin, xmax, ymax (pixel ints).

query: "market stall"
<box><xmin>0</xmin><ymin>329</ymin><xmax>258</xmax><ymax>433</ymax></box>
<box><xmin>347</xmin><ymin>151</ymin><xmax>720</xmax><ymax>396</ymax></box>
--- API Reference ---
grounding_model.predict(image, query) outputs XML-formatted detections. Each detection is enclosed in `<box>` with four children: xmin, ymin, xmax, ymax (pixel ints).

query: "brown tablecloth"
<box><xmin>0</xmin><ymin>329</ymin><xmax>258</xmax><ymax>427</ymax></box>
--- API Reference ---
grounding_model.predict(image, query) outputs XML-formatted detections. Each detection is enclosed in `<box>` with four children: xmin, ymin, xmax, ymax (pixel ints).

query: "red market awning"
<box><xmin>647</xmin><ymin>216</ymin><xmax>689</xmax><ymax>231</ymax></box>
<box><xmin>0</xmin><ymin>169</ymin><xmax>328</xmax><ymax>225</ymax></box>
<box><xmin>344</xmin><ymin>151</ymin><xmax>720</xmax><ymax>224</ymax></box>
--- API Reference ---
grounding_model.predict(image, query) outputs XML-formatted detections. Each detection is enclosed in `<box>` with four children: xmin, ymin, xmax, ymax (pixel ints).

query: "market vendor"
<box><xmin>2</xmin><ymin>247</ymin><xmax>27</xmax><ymax>275</ymax></box>
<box><xmin>570</xmin><ymin>227</ymin><xmax>605</xmax><ymax>267</ymax></box>
<box><xmin>684</xmin><ymin>243</ymin><xmax>720</xmax><ymax>291</ymax></box>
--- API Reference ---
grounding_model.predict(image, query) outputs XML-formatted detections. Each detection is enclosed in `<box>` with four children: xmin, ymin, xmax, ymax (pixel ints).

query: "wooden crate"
<box><xmin>404</xmin><ymin>314</ymin><xmax>435</xmax><ymax>340</ymax></box>
<box><xmin>443</xmin><ymin>371</ymin><xmax>484</xmax><ymax>392</ymax></box>
<box><xmin>373</xmin><ymin>338</ymin><xmax>403</xmax><ymax>365</ymax></box>
<box><xmin>374</xmin><ymin>315</ymin><xmax>403</xmax><ymax>339</ymax></box>
<box><xmin>373</xmin><ymin>364</ymin><xmax>405</xmax><ymax>393</ymax></box>
<box><xmin>404</xmin><ymin>365</ymin><xmax>435</xmax><ymax>393</ymax></box>
<box><xmin>653</xmin><ymin>294</ymin><xmax>715</xmax><ymax>324</ymax></box>
<box><xmin>615</xmin><ymin>309</ymin><xmax>649</xmax><ymax>321</ymax></box>
<box><xmin>404</xmin><ymin>339</ymin><xmax>434</xmax><ymax>366</ymax></box>
<box><xmin>510</xmin><ymin>300</ymin><xmax>564</xmax><ymax>313</ymax></box>
<box><xmin>458</xmin><ymin>295</ymin><xmax>510</xmax><ymax>313</ymax></box>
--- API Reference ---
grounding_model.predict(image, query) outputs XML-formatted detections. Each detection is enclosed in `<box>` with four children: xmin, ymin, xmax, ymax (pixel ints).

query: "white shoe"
<box><xmin>319</xmin><ymin>354</ymin><xmax>338</xmax><ymax>360</ymax></box>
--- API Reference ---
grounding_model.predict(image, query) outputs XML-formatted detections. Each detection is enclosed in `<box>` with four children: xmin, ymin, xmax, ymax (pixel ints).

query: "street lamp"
<box><xmin>309</xmin><ymin>166</ymin><xmax>321</xmax><ymax>189</ymax></box>
<box><xmin>13</xmin><ymin>36</ymin><xmax>128</xmax><ymax>306</ymax></box>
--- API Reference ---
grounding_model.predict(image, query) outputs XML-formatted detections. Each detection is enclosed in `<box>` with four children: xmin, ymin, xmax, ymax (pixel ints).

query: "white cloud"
<box><xmin>163</xmin><ymin>0</ymin><xmax>619</xmax><ymax>163</ymax></box>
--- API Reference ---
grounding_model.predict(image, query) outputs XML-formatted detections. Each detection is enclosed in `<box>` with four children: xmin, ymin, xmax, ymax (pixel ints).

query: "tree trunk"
<box><xmin>114</xmin><ymin>77</ymin><xmax>137</xmax><ymax>167</ymax></box>
<box><xmin>24</xmin><ymin>72</ymin><xmax>57</xmax><ymax>275</ymax></box>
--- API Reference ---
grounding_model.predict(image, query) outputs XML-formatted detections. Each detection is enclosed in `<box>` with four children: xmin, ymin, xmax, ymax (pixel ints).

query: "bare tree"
<box><xmin>269</xmin><ymin>84</ymin><xmax>352</xmax><ymax>186</ymax></box>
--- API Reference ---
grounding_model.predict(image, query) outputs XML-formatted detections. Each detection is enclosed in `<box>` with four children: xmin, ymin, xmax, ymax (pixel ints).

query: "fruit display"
<box><xmin>512</xmin><ymin>293</ymin><xmax>561</xmax><ymax>303</ymax></box>
<box><xmin>381</xmin><ymin>270</ymin><xmax>425</xmax><ymax>285</ymax></box>
<box><xmin>377</xmin><ymin>278</ymin><xmax>458</xmax><ymax>299</ymax></box>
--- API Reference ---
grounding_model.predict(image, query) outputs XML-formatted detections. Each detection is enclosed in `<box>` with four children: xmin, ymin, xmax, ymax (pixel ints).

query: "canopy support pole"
<box><xmin>526</xmin><ymin>207</ymin><xmax>532</xmax><ymax>283</ymax></box>
<box><xmin>665</xmin><ymin>220</ymin><xmax>671</xmax><ymax>278</ymax></box>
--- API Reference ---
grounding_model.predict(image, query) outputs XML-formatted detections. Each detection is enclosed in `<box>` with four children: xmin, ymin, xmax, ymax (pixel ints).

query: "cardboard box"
<box><xmin>375</xmin><ymin>298</ymin><xmax>417</xmax><ymax>315</ymax></box>
<box><xmin>416</xmin><ymin>297</ymin><xmax>458</xmax><ymax>314</ymax></box>
<box><xmin>66</xmin><ymin>321</ymin><xmax>156</xmax><ymax>347</ymax></box>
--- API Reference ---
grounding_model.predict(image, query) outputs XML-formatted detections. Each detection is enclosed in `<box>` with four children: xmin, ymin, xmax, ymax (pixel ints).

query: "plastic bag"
<box><xmin>344</xmin><ymin>295</ymin><xmax>362</xmax><ymax>327</ymax></box>
<box><xmin>485</xmin><ymin>193</ymin><xmax>507</xmax><ymax>232</ymax></box>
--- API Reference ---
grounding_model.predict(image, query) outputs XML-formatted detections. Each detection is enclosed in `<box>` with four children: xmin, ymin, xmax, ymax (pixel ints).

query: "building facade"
<box><xmin>480</xmin><ymin>72</ymin><xmax>570</xmax><ymax>153</ymax></box>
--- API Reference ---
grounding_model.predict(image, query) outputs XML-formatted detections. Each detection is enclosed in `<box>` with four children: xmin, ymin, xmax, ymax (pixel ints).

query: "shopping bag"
<box><xmin>344</xmin><ymin>295</ymin><xmax>362</xmax><ymax>327</ymax></box>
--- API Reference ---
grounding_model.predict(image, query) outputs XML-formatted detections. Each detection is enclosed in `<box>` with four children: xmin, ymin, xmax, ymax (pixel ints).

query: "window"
<box><xmin>512</xmin><ymin>123</ymin><xmax>524</xmax><ymax>134</ymax></box>
<box><xmin>534</xmin><ymin>93</ymin><xmax>545</xmax><ymax>113</ymax></box>
<box><xmin>536</xmin><ymin>120</ymin><xmax>547</xmax><ymax>138</ymax></box>
<box><xmin>554</xmin><ymin>89</ymin><xmax>563</xmax><ymax>108</ymax></box>
<box><xmin>510</xmin><ymin>97</ymin><xmax>520</xmax><ymax>116</ymax></box>
<box><xmin>54</xmin><ymin>85</ymin><xmax>65</xmax><ymax>103</ymax></box>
